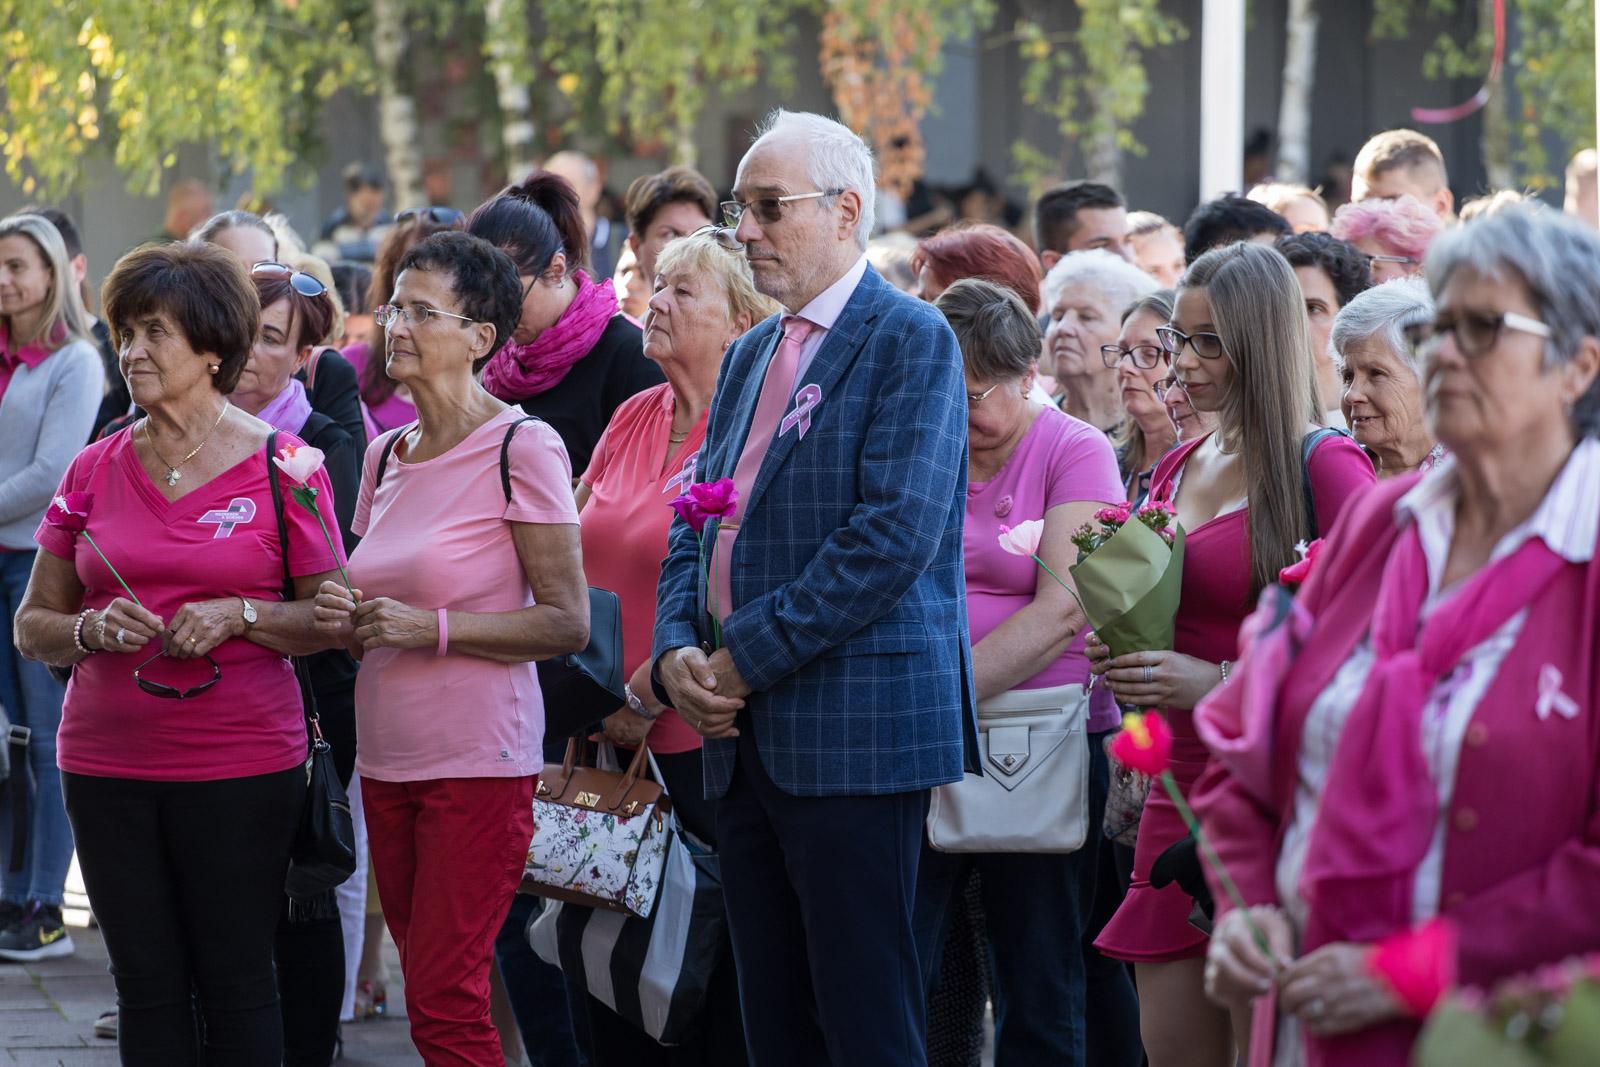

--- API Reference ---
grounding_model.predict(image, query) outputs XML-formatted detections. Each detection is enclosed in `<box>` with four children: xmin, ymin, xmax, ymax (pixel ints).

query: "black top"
<box><xmin>517</xmin><ymin>315</ymin><xmax>661</xmax><ymax>476</ymax></box>
<box><xmin>90</xmin><ymin>319</ymin><xmax>132</xmax><ymax>442</ymax></box>
<box><xmin>302</xmin><ymin>349</ymin><xmax>368</xmax><ymax>454</ymax></box>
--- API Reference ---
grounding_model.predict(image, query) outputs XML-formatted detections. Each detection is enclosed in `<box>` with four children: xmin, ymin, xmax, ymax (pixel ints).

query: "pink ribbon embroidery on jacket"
<box><xmin>1535</xmin><ymin>663</ymin><xmax>1580</xmax><ymax>721</ymax></box>
<box><xmin>779</xmin><ymin>384</ymin><xmax>823</xmax><ymax>440</ymax></box>
<box><xmin>197</xmin><ymin>498</ymin><xmax>257</xmax><ymax>539</ymax></box>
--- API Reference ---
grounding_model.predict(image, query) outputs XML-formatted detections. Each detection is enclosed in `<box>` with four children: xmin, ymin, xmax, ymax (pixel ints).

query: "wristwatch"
<box><xmin>624</xmin><ymin>684</ymin><xmax>662</xmax><ymax>721</ymax></box>
<box><xmin>239</xmin><ymin>596</ymin><xmax>258</xmax><ymax>628</ymax></box>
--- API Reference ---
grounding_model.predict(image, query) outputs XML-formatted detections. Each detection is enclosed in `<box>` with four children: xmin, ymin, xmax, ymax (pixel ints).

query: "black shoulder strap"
<box><xmin>265</xmin><ymin>430</ymin><xmax>320</xmax><ymax>728</ymax></box>
<box><xmin>1300</xmin><ymin>427</ymin><xmax>1352</xmax><ymax>539</ymax></box>
<box><xmin>499</xmin><ymin>415</ymin><xmax>542</xmax><ymax>505</ymax></box>
<box><xmin>372</xmin><ymin>427</ymin><xmax>404</xmax><ymax>490</ymax></box>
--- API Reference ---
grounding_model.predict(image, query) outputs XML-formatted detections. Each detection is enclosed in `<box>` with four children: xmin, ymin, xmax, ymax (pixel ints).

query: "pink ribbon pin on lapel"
<box><xmin>1535</xmin><ymin>664</ymin><xmax>1580</xmax><ymax>721</ymax></box>
<box><xmin>779</xmin><ymin>384</ymin><xmax>823</xmax><ymax>440</ymax></box>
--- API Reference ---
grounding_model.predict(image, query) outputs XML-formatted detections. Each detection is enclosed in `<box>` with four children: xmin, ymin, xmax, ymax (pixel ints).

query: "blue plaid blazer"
<box><xmin>652</xmin><ymin>265</ymin><xmax>980</xmax><ymax>798</ymax></box>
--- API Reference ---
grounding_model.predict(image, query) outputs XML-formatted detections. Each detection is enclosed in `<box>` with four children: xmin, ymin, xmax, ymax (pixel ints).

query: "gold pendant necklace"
<box><xmin>145</xmin><ymin>402</ymin><xmax>230</xmax><ymax>486</ymax></box>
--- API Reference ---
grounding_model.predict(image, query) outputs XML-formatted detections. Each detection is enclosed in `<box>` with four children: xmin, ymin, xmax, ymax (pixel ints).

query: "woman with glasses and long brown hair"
<box><xmin>1087</xmin><ymin>242</ymin><xmax>1374</xmax><ymax>1067</ymax></box>
<box><xmin>13</xmin><ymin>241</ymin><xmax>347</xmax><ymax>1064</ymax></box>
<box><xmin>1106</xmin><ymin>289</ymin><xmax>1179</xmax><ymax>504</ymax></box>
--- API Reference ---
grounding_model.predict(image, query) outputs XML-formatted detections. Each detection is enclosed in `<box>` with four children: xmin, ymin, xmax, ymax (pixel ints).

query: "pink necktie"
<box><xmin>710</xmin><ymin>315</ymin><xmax>817</xmax><ymax>623</ymax></box>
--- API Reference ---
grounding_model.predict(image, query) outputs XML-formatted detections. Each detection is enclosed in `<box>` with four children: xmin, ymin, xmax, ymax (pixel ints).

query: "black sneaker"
<box><xmin>0</xmin><ymin>900</ymin><xmax>25</xmax><ymax>934</ymax></box>
<box><xmin>0</xmin><ymin>902</ymin><xmax>75</xmax><ymax>961</ymax></box>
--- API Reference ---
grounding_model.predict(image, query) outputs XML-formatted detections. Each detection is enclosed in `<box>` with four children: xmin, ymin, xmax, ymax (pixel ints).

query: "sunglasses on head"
<box><xmin>251</xmin><ymin>262</ymin><xmax>328</xmax><ymax>299</ymax></box>
<box><xmin>395</xmin><ymin>206</ymin><xmax>466</xmax><ymax>228</ymax></box>
<box><xmin>133</xmin><ymin>648</ymin><xmax>222</xmax><ymax>700</ymax></box>
<box><xmin>689</xmin><ymin>225</ymin><xmax>745</xmax><ymax>252</ymax></box>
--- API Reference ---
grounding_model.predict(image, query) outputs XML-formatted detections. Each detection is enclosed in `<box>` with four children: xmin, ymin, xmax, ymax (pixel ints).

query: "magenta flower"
<box><xmin>46</xmin><ymin>492</ymin><xmax>94</xmax><ymax>533</ymax></box>
<box><xmin>670</xmin><ymin>477</ymin><xmax>739</xmax><ymax>534</ymax></box>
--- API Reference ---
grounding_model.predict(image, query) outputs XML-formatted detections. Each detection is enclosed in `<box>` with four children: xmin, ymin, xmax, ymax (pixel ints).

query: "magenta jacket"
<box><xmin>1191</xmin><ymin>473</ymin><xmax>1600</xmax><ymax>1067</ymax></box>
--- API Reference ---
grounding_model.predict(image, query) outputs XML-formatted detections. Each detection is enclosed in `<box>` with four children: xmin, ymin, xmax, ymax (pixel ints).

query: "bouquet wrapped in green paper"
<box><xmin>1066</xmin><ymin>500</ymin><xmax>1186</xmax><ymax>658</ymax></box>
<box><xmin>1417</xmin><ymin>955</ymin><xmax>1600</xmax><ymax>1067</ymax></box>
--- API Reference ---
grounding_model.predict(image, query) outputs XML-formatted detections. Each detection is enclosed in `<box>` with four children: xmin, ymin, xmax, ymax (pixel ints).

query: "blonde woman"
<box><xmin>0</xmin><ymin>212</ymin><xmax>104</xmax><ymax>960</ymax></box>
<box><xmin>1087</xmin><ymin>242</ymin><xmax>1375</xmax><ymax>1066</ymax></box>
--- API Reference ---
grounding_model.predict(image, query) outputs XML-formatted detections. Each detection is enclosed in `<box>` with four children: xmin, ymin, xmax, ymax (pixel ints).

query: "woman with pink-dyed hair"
<box><xmin>1329</xmin><ymin>194</ymin><xmax>1442</xmax><ymax>283</ymax></box>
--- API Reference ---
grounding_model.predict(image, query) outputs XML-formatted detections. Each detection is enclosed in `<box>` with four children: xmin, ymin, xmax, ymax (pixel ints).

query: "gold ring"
<box><xmin>186</xmin><ymin>636</ymin><xmax>197</xmax><ymax>645</ymax></box>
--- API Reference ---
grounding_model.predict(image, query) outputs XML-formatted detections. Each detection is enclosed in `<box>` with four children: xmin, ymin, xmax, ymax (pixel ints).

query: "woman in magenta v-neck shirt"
<box><xmin>312</xmin><ymin>232</ymin><xmax>588</xmax><ymax>1066</ymax></box>
<box><xmin>573</xmin><ymin>228</ymin><xmax>777</xmax><ymax>1064</ymax></box>
<box><xmin>1089</xmin><ymin>243</ymin><xmax>1375</xmax><ymax>1067</ymax></box>
<box><xmin>16</xmin><ymin>243</ymin><xmax>348</xmax><ymax>1064</ymax></box>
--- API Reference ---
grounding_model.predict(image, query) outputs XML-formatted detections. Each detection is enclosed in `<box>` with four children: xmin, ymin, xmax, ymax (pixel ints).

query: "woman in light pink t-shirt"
<box><xmin>313</xmin><ymin>233</ymin><xmax>586</xmax><ymax>1066</ymax></box>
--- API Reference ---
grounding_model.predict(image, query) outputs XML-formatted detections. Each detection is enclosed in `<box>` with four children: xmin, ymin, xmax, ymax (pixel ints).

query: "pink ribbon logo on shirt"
<box><xmin>1535</xmin><ymin>664</ymin><xmax>1580</xmax><ymax>721</ymax></box>
<box><xmin>663</xmin><ymin>451</ymin><xmax>699</xmax><ymax>495</ymax></box>
<box><xmin>197</xmin><ymin>497</ymin><xmax>257</xmax><ymax>540</ymax></box>
<box><xmin>779</xmin><ymin>384</ymin><xmax>823</xmax><ymax>440</ymax></box>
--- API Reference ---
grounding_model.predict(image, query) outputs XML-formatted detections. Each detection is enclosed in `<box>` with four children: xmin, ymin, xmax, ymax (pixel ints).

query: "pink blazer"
<box><xmin>1192</xmin><ymin>474</ymin><xmax>1600</xmax><ymax>1066</ymax></box>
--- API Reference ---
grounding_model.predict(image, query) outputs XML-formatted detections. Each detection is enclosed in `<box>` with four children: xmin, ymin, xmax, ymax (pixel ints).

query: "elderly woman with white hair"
<box><xmin>1331</xmin><ymin>279</ymin><xmax>1443</xmax><ymax>477</ymax></box>
<box><xmin>1199</xmin><ymin>204</ymin><xmax>1600</xmax><ymax>1067</ymax></box>
<box><xmin>1043</xmin><ymin>249</ymin><xmax>1159</xmax><ymax>435</ymax></box>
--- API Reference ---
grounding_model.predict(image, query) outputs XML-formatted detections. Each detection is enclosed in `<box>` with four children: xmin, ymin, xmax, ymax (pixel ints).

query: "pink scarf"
<box><xmin>1299</xmin><ymin>525</ymin><xmax>1567</xmax><ymax>947</ymax></box>
<box><xmin>482</xmin><ymin>271</ymin><xmax>619</xmax><ymax>402</ymax></box>
<box><xmin>257</xmin><ymin>378</ymin><xmax>314</xmax><ymax>434</ymax></box>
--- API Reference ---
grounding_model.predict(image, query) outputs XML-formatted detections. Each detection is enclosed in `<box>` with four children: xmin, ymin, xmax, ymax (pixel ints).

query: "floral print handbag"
<box><xmin>523</xmin><ymin>739</ymin><xmax>674</xmax><ymax>919</ymax></box>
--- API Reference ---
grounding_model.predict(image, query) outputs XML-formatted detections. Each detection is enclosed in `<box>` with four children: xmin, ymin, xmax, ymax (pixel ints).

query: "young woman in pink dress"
<box><xmin>1087</xmin><ymin>242</ymin><xmax>1375</xmax><ymax>1067</ymax></box>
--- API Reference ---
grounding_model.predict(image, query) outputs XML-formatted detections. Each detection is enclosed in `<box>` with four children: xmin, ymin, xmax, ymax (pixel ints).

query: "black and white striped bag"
<box><xmin>527</xmin><ymin>815</ymin><xmax>728</xmax><ymax>1044</ymax></box>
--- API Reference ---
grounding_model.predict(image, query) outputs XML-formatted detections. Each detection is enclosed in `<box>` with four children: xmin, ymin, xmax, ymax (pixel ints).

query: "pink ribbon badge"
<box><xmin>197</xmin><ymin>497</ymin><xmax>257</xmax><ymax>539</ymax></box>
<box><xmin>1535</xmin><ymin>664</ymin><xmax>1580</xmax><ymax>722</ymax></box>
<box><xmin>779</xmin><ymin>384</ymin><xmax>823</xmax><ymax>440</ymax></box>
<box><xmin>662</xmin><ymin>450</ymin><xmax>699</xmax><ymax>495</ymax></box>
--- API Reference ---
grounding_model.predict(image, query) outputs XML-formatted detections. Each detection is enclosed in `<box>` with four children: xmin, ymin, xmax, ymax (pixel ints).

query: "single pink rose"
<box><xmin>272</xmin><ymin>443</ymin><xmax>327</xmax><ymax>487</ymax></box>
<box><xmin>689</xmin><ymin>478</ymin><xmax>738</xmax><ymax>520</ymax></box>
<box><xmin>1368</xmin><ymin>917</ymin><xmax>1457</xmax><ymax>1018</ymax></box>
<box><xmin>669</xmin><ymin>493</ymin><xmax>709</xmax><ymax>533</ymax></box>
<box><xmin>1108</xmin><ymin>711</ymin><xmax>1174</xmax><ymax>776</ymax></box>
<box><xmin>997</xmin><ymin>519</ymin><xmax>1045</xmax><ymax>557</ymax></box>
<box><xmin>46</xmin><ymin>492</ymin><xmax>94</xmax><ymax>533</ymax></box>
<box><xmin>1278</xmin><ymin>538</ymin><xmax>1325</xmax><ymax>587</ymax></box>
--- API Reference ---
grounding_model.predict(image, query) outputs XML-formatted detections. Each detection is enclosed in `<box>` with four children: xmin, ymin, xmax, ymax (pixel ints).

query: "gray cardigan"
<box><xmin>0</xmin><ymin>338</ymin><xmax>105</xmax><ymax>550</ymax></box>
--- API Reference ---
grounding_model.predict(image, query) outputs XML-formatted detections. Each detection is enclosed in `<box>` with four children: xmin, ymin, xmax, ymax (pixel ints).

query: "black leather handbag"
<box><xmin>267</xmin><ymin>432</ymin><xmax>358</xmax><ymax>921</ymax></box>
<box><xmin>538</xmin><ymin>586</ymin><xmax>625</xmax><ymax>739</ymax></box>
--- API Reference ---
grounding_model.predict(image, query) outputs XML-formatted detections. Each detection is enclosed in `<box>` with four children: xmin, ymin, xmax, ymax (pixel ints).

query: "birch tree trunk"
<box><xmin>1277</xmin><ymin>0</ymin><xmax>1317</xmax><ymax>184</ymax></box>
<box><xmin>1086</xmin><ymin>86</ymin><xmax>1123</xmax><ymax>188</ymax></box>
<box><xmin>371</xmin><ymin>0</ymin><xmax>421</xmax><ymax>209</ymax></box>
<box><xmin>1479</xmin><ymin>0</ymin><xmax>1514</xmax><ymax>188</ymax></box>
<box><xmin>484</xmin><ymin>0</ymin><xmax>538</xmax><ymax>184</ymax></box>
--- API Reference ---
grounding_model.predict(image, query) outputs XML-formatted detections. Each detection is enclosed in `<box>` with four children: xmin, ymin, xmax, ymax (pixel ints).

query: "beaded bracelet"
<box><xmin>1219</xmin><ymin>659</ymin><xmax>1232</xmax><ymax>685</ymax></box>
<box><xmin>72</xmin><ymin>608</ymin><xmax>96</xmax><ymax>656</ymax></box>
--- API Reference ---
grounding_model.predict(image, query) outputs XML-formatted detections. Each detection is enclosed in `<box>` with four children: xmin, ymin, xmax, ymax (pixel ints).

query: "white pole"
<box><xmin>1199</xmin><ymin>0</ymin><xmax>1247</xmax><ymax>202</ymax></box>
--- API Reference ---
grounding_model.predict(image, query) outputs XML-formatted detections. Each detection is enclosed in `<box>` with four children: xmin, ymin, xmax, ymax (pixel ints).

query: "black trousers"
<box><xmin>63</xmin><ymin>767</ymin><xmax>302</xmax><ymax>1067</ymax></box>
<box><xmin>716</xmin><ymin>728</ymin><xmax>929</xmax><ymax>1067</ymax></box>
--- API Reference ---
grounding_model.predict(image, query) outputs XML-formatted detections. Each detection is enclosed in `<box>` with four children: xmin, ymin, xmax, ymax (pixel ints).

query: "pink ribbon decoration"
<box><xmin>197</xmin><ymin>497</ymin><xmax>257</xmax><ymax>539</ymax></box>
<box><xmin>1535</xmin><ymin>663</ymin><xmax>1580</xmax><ymax>722</ymax></box>
<box><xmin>663</xmin><ymin>450</ymin><xmax>699</xmax><ymax>495</ymax></box>
<box><xmin>1411</xmin><ymin>0</ymin><xmax>1504</xmax><ymax>124</ymax></box>
<box><xmin>779</xmin><ymin>384</ymin><xmax>823</xmax><ymax>440</ymax></box>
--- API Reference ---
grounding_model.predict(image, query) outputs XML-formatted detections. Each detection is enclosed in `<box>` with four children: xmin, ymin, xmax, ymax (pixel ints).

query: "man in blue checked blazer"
<box><xmin>652</xmin><ymin>110</ymin><xmax>978</xmax><ymax>1066</ymax></box>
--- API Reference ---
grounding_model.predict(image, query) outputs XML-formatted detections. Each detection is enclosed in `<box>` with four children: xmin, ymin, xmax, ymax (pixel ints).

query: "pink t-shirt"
<box><xmin>964</xmin><ymin>407</ymin><xmax>1123</xmax><ymax>729</ymax></box>
<box><xmin>37</xmin><ymin>429</ymin><xmax>344</xmax><ymax>782</ymax></box>
<box><xmin>349</xmin><ymin>407</ymin><xmax>579</xmax><ymax>782</ymax></box>
<box><xmin>579</xmin><ymin>384</ymin><xmax>705</xmax><ymax>755</ymax></box>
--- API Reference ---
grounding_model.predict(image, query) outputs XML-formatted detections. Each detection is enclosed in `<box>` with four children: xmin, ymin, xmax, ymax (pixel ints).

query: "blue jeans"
<box><xmin>0</xmin><ymin>549</ymin><xmax>74</xmax><ymax>907</ymax></box>
<box><xmin>914</xmin><ymin>731</ymin><xmax>1142</xmax><ymax>1067</ymax></box>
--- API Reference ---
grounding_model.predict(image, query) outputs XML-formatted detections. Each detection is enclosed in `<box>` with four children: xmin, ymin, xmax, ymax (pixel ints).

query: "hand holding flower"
<box><xmin>1206</xmin><ymin>905</ymin><xmax>1295</xmax><ymax>1007</ymax></box>
<box><xmin>1279</xmin><ymin>942</ymin><xmax>1405</xmax><ymax>1036</ymax></box>
<box><xmin>274</xmin><ymin>444</ymin><xmax>356</xmax><ymax>600</ymax></box>
<box><xmin>85</xmin><ymin>598</ymin><xmax>164</xmax><ymax>654</ymax></box>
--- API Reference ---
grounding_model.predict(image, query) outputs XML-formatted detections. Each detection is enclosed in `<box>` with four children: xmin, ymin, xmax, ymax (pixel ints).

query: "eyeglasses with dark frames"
<box><xmin>1153</xmin><ymin>376</ymin><xmax>1188</xmax><ymax>402</ymax></box>
<box><xmin>251</xmin><ymin>262</ymin><xmax>328</xmax><ymax>299</ymax></box>
<box><xmin>394</xmin><ymin>206</ymin><xmax>466</xmax><ymax>228</ymax></box>
<box><xmin>1100</xmin><ymin>343</ymin><xmax>1168</xmax><ymax>370</ymax></box>
<box><xmin>133</xmin><ymin>648</ymin><xmax>222</xmax><ymax>700</ymax></box>
<box><xmin>374</xmin><ymin>303</ymin><xmax>480</xmax><ymax>329</ymax></box>
<box><xmin>1403</xmin><ymin>309</ymin><xmax>1552</xmax><ymax>359</ymax></box>
<box><xmin>720</xmin><ymin>189</ymin><xmax>845</xmax><ymax>228</ymax></box>
<box><xmin>1156</xmin><ymin>325</ymin><xmax>1227</xmax><ymax>361</ymax></box>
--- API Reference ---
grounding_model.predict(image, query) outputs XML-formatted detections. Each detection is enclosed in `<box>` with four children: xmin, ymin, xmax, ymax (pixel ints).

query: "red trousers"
<box><xmin>363</xmin><ymin>775</ymin><xmax>535</xmax><ymax>1067</ymax></box>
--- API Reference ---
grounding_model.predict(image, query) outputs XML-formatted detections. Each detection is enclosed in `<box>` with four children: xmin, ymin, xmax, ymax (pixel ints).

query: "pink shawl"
<box><xmin>481</xmin><ymin>271</ymin><xmax>619</xmax><ymax>402</ymax></box>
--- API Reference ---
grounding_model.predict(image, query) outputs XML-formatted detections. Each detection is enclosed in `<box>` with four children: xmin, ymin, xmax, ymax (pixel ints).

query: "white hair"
<box><xmin>1328</xmin><ymin>277</ymin><xmax>1432</xmax><ymax>376</ymax></box>
<box><xmin>1041</xmin><ymin>248</ymin><xmax>1158</xmax><ymax>317</ymax></box>
<box><xmin>746</xmin><ymin>110</ymin><xmax>877</xmax><ymax>248</ymax></box>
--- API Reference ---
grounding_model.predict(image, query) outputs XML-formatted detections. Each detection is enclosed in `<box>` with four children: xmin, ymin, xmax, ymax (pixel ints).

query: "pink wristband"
<box><xmin>436</xmin><ymin>608</ymin><xmax>449</xmax><ymax>657</ymax></box>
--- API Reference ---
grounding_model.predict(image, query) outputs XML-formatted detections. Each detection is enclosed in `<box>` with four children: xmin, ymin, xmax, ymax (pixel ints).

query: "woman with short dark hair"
<box><xmin>313</xmin><ymin>232</ymin><xmax>589</xmax><ymax>1065</ymax></box>
<box><xmin>14</xmin><ymin>240</ymin><xmax>347</xmax><ymax>1063</ymax></box>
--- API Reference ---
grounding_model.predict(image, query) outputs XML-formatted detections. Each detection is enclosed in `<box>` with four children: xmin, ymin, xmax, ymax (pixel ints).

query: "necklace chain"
<box><xmin>144</xmin><ymin>402</ymin><xmax>230</xmax><ymax>486</ymax></box>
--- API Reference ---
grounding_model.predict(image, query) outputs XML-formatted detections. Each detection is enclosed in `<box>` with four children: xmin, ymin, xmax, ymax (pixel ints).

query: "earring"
<box><xmin>208</xmin><ymin>364</ymin><xmax>219</xmax><ymax>375</ymax></box>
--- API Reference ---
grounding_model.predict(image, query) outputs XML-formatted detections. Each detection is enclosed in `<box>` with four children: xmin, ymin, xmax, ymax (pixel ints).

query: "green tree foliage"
<box><xmin>1372</xmin><ymin>0</ymin><xmax>1595</xmax><ymax>188</ymax></box>
<box><xmin>1</xmin><ymin>0</ymin><xmax>368</xmax><ymax>198</ymax></box>
<box><xmin>1009</xmin><ymin>0</ymin><xmax>1187</xmax><ymax>191</ymax></box>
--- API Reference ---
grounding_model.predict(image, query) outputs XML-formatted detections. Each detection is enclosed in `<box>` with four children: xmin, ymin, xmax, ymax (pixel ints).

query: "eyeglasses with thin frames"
<box><xmin>721</xmin><ymin>189</ymin><xmax>844</xmax><ymax>228</ymax></box>
<box><xmin>251</xmin><ymin>262</ymin><xmax>328</xmax><ymax>299</ymax></box>
<box><xmin>967</xmin><ymin>382</ymin><xmax>1003</xmax><ymax>405</ymax></box>
<box><xmin>1156</xmin><ymin>325</ymin><xmax>1227</xmax><ymax>361</ymax></box>
<box><xmin>1365</xmin><ymin>253</ymin><xmax>1419</xmax><ymax>270</ymax></box>
<box><xmin>1101</xmin><ymin>343</ymin><xmax>1168</xmax><ymax>370</ymax></box>
<box><xmin>688</xmin><ymin>225</ymin><xmax>745</xmax><ymax>252</ymax></box>
<box><xmin>374</xmin><ymin>303</ymin><xmax>481</xmax><ymax>330</ymax></box>
<box><xmin>1403</xmin><ymin>309</ymin><xmax>1552</xmax><ymax>359</ymax></box>
<box><xmin>133</xmin><ymin>648</ymin><xmax>222</xmax><ymax>700</ymax></box>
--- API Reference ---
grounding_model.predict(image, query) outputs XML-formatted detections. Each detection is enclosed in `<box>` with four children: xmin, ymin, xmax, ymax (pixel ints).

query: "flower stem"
<box><xmin>1158</xmin><ymin>770</ymin><xmax>1273</xmax><ymax>958</ymax></box>
<box><xmin>309</xmin><ymin>508</ymin><xmax>357</xmax><ymax>604</ymax></box>
<box><xmin>1031</xmin><ymin>553</ymin><xmax>1089</xmax><ymax>620</ymax></box>
<box><xmin>703</xmin><ymin>533</ymin><xmax>722</xmax><ymax>649</ymax></box>
<box><xmin>82</xmin><ymin>532</ymin><xmax>142</xmax><ymax>607</ymax></box>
